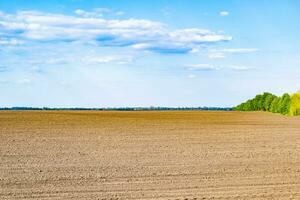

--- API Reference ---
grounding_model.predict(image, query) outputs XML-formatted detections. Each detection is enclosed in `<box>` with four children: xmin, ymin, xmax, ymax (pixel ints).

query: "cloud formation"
<box><xmin>0</xmin><ymin>38</ymin><xmax>23</xmax><ymax>46</ymax></box>
<box><xmin>209</xmin><ymin>48</ymin><xmax>259</xmax><ymax>59</ymax></box>
<box><xmin>185</xmin><ymin>64</ymin><xmax>253</xmax><ymax>71</ymax></box>
<box><xmin>216</xmin><ymin>48</ymin><xmax>259</xmax><ymax>53</ymax></box>
<box><xmin>75</xmin><ymin>8</ymin><xmax>112</xmax><ymax>18</ymax></box>
<box><xmin>80</xmin><ymin>55</ymin><xmax>133</xmax><ymax>65</ymax></box>
<box><xmin>0</xmin><ymin>10</ymin><xmax>232</xmax><ymax>54</ymax></box>
<box><xmin>17</xmin><ymin>78</ymin><xmax>32</xmax><ymax>84</ymax></box>
<box><xmin>188</xmin><ymin>74</ymin><xmax>196</xmax><ymax>79</ymax></box>
<box><xmin>219</xmin><ymin>11</ymin><xmax>229</xmax><ymax>16</ymax></box>
<box><xmin>227</xmin><ymin>65</ymin><xmax>253</xmax><ymax>71</ymax></box>
<box><xmin>185</xmin><ymin>64</ymin><xmax>221</xmax><ymax>71</ymax></box>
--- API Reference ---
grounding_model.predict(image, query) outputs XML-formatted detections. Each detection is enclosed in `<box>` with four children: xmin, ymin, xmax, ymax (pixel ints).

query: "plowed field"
<box><xmin>1</xmin><ymin>111</ymin><xmax>300</xmax><ymax>199</ymax></box>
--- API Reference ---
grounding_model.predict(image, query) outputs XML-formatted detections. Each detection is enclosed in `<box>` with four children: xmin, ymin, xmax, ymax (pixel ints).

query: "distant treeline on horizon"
<box><xmin>234</xmin><ymin>91</ymin><xmax>300</xmax><ymax>116</ymax></box>
<box><xmin>0</xmin><ymin>107</ymin><xmax>233</xmax><ymax>111</ymax></box>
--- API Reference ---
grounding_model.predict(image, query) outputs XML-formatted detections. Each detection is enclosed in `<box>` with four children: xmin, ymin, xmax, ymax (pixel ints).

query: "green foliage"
<box><xmin>263</xmin><ymin>93</ymin><xmax>276</xmax><ymax>111</ymax></box>
<box><xmin>289</xmin><ymin>92</ymin><xmax>300</xmax><ymax>116</ymax></box>
<box><xmin>278</xmin><ymin>93</ymin><xmax>291</xmax><ymax>115</ymax></box>
<box><xmin>270</xmin><ymin>97</ymin><xmax>280</xmax><ymax>113</ymax></box>
<box><xmin>234</xmin><ymin>92</ymin><xmax>297</xmax><ymax>116</ymax></box>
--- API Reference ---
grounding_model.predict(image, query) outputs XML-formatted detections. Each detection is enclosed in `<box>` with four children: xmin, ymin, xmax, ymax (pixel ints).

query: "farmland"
<box><xmin>0</xmin><ymin>111</ymin><xmax>300</xmax><ymax>199</ymax></box>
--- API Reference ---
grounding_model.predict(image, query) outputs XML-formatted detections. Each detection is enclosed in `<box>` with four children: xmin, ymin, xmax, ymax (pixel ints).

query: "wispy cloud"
<box><xmin>188</xmin><ymin>74</ymin><xmax>196</xmax><ymax>79</ymax></box>
<box><xmin>29</xmin><ymin>66</ymin><xmax>44</xmax><ymax>74</ymax></box>
<box><xmin>185</xmin><ymin>64</ymin><xmax>221</xmax><ymax>71</ymax></box>
<box><xmin>115</xmin><ymin>11</ymin><xmax>124</xmax><ymax>16</ymax></box>
<box><xmin>80</xmin><ymin>55</ymin><xmax>133</xmax><ymax>65</ymax></box>
<box><xmin>17</xmin><ymin>79</ymin><xmax>32</xmax><ymax>84</ymax></box>
<box><xmin>208</xmin><ymin>52</ymin><xmax>226</xmax><ymax>59</ymax></box>
<box><xmin>75</xmin><ymin>8</ymin><xmax>112</xmax><ymax>18</ymax></box>
<box><xmin>0</xmin><ymin>38</ymin><xmax>24</xmax><ymax>46</ymax></box>
<box><xmin>185</xmin><ymin>64</ymin><xmax>253</xmax><ymax>71</ymax></box>
<box><xmin>38</xmin><ymin>58</ymin><xmax>69</xmax><ymax>65</ymax></box>
<box><xmin>227</xmin><ymin>65</ymin><xmax>253</xmax><ymax>71</ymax></box>
<box><xmin>0</xmin><ymin>10</ymin><xmax>232</xmax><ymax>54</ymax></box>
<box><xmin>0</xmin><ymin>78</ymin><xmax>33</xmax><ymax>84</ymax></box>
<box><xmin>219</xmin><ymin>11</ymin><xmax>229</xmax><ymax>16</ymax></box>
<box><xmin>215</xmin><ymin>48</ymin><xmax>259</xmax><ymax>53</ymax></box>
<box><xmin>209</xmin><ymin>48</ymin><xmax>259</xmax><ymax>59</ymax></box>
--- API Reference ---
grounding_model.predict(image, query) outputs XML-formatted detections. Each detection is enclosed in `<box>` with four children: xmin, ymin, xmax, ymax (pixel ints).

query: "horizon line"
<box><xmin>0</xmin><ymin>106</ymin><xmax>233</xmax><ymax>111</ymax></box>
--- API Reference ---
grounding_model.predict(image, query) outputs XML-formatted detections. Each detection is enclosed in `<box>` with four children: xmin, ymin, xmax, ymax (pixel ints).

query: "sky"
<box><xmin>1</xmin><ymin>0</ymin><xmax>300</xmax><ymax>107</ymax></box>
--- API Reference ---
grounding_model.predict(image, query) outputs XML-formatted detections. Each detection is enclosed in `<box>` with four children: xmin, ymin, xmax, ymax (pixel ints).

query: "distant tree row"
<box><xmin>0</xmin><ymin>106</ymin><xmax>233</xmax><ymax>111</ymax></box>
<box><xmin>234</xmin><ymin>91</ymin><xmax>300</xmax><ymax>116</ymax></box>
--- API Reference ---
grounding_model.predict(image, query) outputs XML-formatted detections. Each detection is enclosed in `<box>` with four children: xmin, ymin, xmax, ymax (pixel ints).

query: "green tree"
<box><xmin>270</xmin><ymin>97</ymin><xmax>280</xmax><ymax>113</ymax></box>
<box><xmin>278</xmin><ymin>93</ymin><xmax>291</xmax><ymax>115</ymax></box>
<box><xmin>235</xmin><ymin>91</ymin><xmax>300</xmax><ymax>116</ymax></box>
<box><xmin>254</xmin><ymin>94</ymin><xmax>262</xmax><ymax>110</ymax></box>
<box><xmin>263</xmin><ymin>93</ymin><xmax>276</xmax><ymax>111</ymax></box>
<box><xmin>289</xmin><ymin>92</ymin><xmax>300</xmax><ymax>116</ymax></box>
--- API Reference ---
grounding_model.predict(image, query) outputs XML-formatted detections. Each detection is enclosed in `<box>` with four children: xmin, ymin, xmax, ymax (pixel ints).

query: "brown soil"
<box><xmin>0</xmin><ymin>111</ymin><xmax>300</xmax><ymax>199</ymax></box>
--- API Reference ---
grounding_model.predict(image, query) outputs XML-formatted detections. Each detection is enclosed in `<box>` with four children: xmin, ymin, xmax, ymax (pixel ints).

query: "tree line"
<box><xmin>234</xmin><ymin>91</ymin><xmax>300</xmax><ymax>116</ymax></box>
<box><xmin>0</xmin><ymin>106</ymin><xmax>233</xmax><ymax>111</ymax></box>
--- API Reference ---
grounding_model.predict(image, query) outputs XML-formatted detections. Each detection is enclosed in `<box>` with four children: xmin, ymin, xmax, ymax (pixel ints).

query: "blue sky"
<box><xmin>1</xmin><ymin>0</ymin><xmax>300</xmax><ymax>107</ymax></box>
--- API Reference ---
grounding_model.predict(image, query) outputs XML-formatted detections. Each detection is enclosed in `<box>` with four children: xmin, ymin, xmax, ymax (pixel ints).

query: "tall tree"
<box><xmin>289</xmin><ymin>92</ymin><xmax>300</xmax><ymax>116</ymax></box>
<box><xmin>278</xmin><ymin>93</ymin><xmax>291</xmax><ymax>115</ymax></box>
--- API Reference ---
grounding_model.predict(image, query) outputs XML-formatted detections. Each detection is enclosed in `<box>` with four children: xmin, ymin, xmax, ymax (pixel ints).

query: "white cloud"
<box><xmin>29</xmin><ymin>66</ymin><xmax>44</xmax><ymax>73</ymax></box>
<box><xmin>27</xmin><ymin>57</ymin><xmax>70</xmax><ymax>66</ymax></box>
<box><xmin>0</xmin><ymin>38</ymin><xmax>24</xmax><ymax>46</ymax></box>
<box><xmin>15</xmin><ymin>53</ymin><xmax>134</xmax><ymax>71</ymax></box>
<box><xmin>0</xmin><ymin>10</ymin><xmax>232</xmax><ymax>54</ymax></box>
<box><xmin>189</xmin><ymin>48</ymin><xmax>200</xmax><ymax>53</ymax></box>
<box><xmin>188</xmin><ymin>74</ymin><xmax>196</xmax><ymax>78</ymax></box>
<box><xmin>208</xmin><ymin>52</ymin><xmax>226</xmax><ymax>59</ymax></box>
<box><xmin>75</xmin><ymin>8</ymin><xmax>112</xmax><ymax>18</ymax></box>
<box><xmin>115</xmin><ymin>11</ymin><xmax>124</xmax><ymax>16</ymax></box>
<box><xmin>209</xmin><ymin>48</ymin><xmax>259</xmax><ymax>59</ymax></box>
<box><xmin>80</xmin><ymin>55</ymin><xmax>133</xmax><ymax>65</ymax></box>
<box><xmin>0</xmin><ymin>78</ymin><xmax>33</xmax><ymax>84</ymax></box>
<box><xmin>75</xmin><ymin>9</ymin><xmax>93</xmax><ymax>17</ymax></box>
<box><xmin>185</xmin><ymin>64</ymin><xmax>221</xmax><ymax>71</ymax></box>
<box><xmin>93</xmin><ymin>7</ymin><xmax>111</xmax><ymax>14</ymax></box>
<box><xmin>220</xmin><ymin>11</ymin><xmax>229</xmax><ymax>16</ymax></box>
<box><xmin>215</xmin><ymin>48</ymin><xmax>259</xmax><ymax>53</ymax></box>
<box><xmin>185</xmin><ymin>64</ymin><xmax>253</xmax><ymax>71</ymax></box>
<box><xmin>228</xmin><ymin>65</ymin><xmax>253</xmax><ymax>71</ymax></box>
<box><xmin>17</xmin><ymin>79</ymin><xmax>32</xmax><ymax>84</ymax></box>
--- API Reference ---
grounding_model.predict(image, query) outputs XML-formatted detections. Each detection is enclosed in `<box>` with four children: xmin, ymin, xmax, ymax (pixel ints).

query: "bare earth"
<box><xmin>0</xmin><ymin>111</ymin><xmax>300</xmax><ymax>200</ymax></box>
